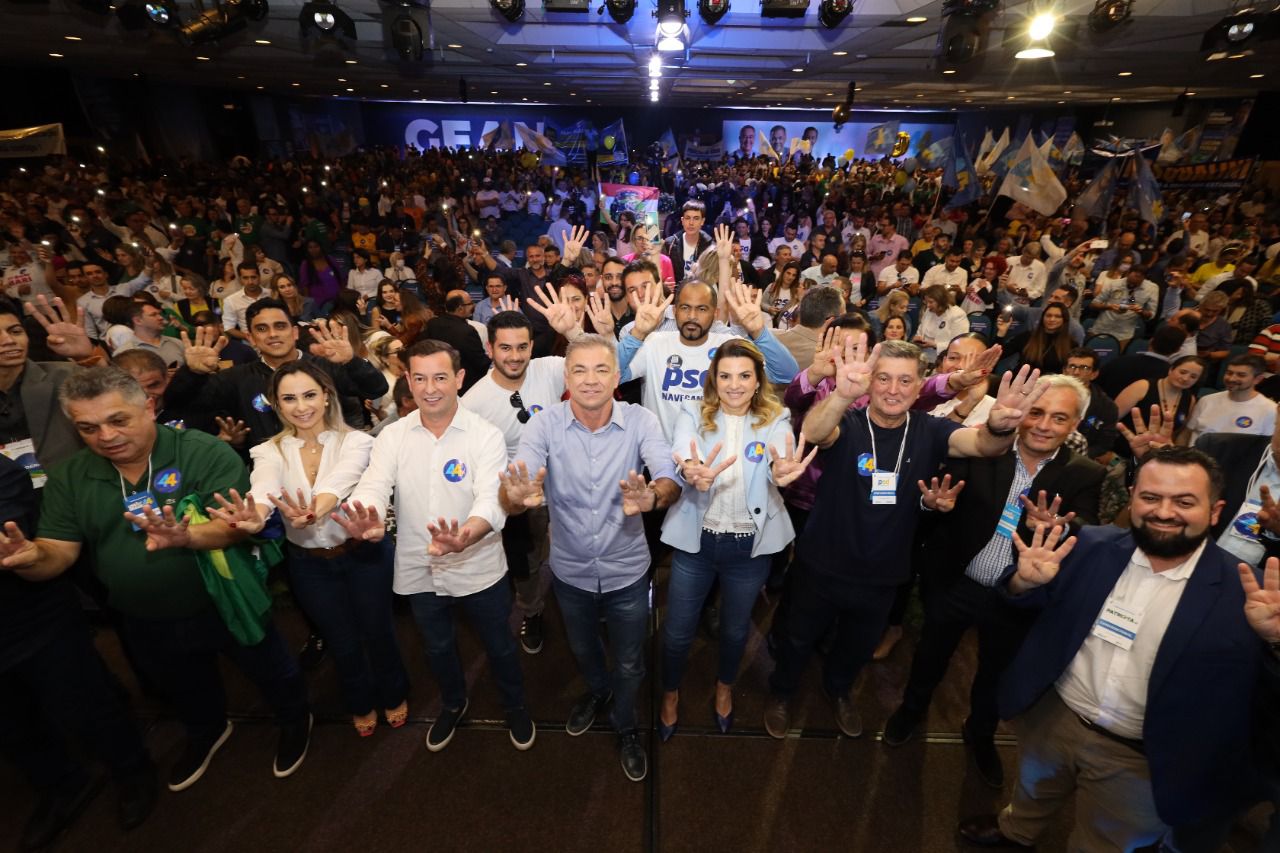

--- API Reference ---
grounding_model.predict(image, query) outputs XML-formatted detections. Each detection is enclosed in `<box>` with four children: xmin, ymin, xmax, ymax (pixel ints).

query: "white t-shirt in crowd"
<box><xmin>767</xmin><ymin>237</ymin><xmax>805</xmax><ymax>258</ymax></box>
<box><xmin>460</xmin><ymin>357</ymin><xmax>566</xmax><ymax>462</ymax></box>
<box><xmin>915</xmin><ymin>305</ymin><xmax>970</xmax><ymax>353</ymax></box>
<box><xmin>622</xmin><ymin>330</ymin><xmax>739</xmax><ymax>440</ymax></box>
<box><xmin>930</xmin><ymin>394</ymin><xmax>995</xmax><ymax>427</ymax></box>
<box><xmin>2</xmin><ymin>263</ymin><xmax>55</xmax><ymax>305</ymax></box>
<box><xmin>1185</xmin><ymin>390</ymin><xmax>1277</xmax><ymax>443</ymax></box>
<box><xmin>878</xmin><ymin>264</ymin><xmax>919</xmax><ymax>293</ymax></box>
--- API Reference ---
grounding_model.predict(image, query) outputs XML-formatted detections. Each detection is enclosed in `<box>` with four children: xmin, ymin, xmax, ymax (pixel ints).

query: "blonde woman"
<box><xmin>658</xmin><ymin>339</ymin><xmax>816</xmax><ymax>739</ymax></box>
<box><xmin>873</xmin><ymin>289</ymin><xmax>913</xmax><ymax>341</ymax></box>
<box><xmin>209</xmin><ymin>361</ymin><xmax>408</xmax><ymax>738</ymax></box>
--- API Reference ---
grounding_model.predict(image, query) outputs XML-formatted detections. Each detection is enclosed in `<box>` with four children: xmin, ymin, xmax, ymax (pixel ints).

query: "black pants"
<box><xmin>0</xmin><ymin>613</ymin><xmax>150</xmax><ymax>793</ymax></box>
<box><xmin>768</xmin><ymin>562</ymin><xmax>898</xmax><ymax>699</ymax></box>
<box><xmin>898</xmin><ymin>572</ymin><xmax>1033</xmax><ymax>738</ymax></box>
<box><xmin>767</xmin><ymin>503</ymin><xmax>811</xmax><ymax>640</ymax></box>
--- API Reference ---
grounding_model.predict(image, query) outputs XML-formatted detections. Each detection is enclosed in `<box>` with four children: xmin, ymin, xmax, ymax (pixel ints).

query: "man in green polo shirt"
<box><xmin>0</xmin><ymin>367</ymin><xmax>311</xmax><ymax>794</ymax></box>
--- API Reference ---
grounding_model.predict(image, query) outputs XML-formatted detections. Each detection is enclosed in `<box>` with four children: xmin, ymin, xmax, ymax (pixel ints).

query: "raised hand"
<box><xmin>807</xmin><ymin>324</ymin><xmax>840</xmax><ymax>383</ymax></box>
<box><xmin>329</xmin><ymin>500</ymin><xmax>386</xmax><ymax>543</ymax></box>
<box><xmin>214</xmin><ymin>416</ymin><xmax>251</xmax><ymax>448</ymax></box>
<box><xmin>1116</xmin><ymin>404</ymin><xmax>1174</xmax><ymax>460</ymax></box>
<box><xmin>1019</xmin><ymin>489</ymin><xmax>1076</xmax><ymax>529</ymax></box>
<box><xmin>561</xmin><ymin>225</ymin><xmax>589</xmax><ymax>266</ymax></box>
<box><xmin>427</xmin><ymin>517</ymin><xmax>476</xmax><ymax>557</ymax></box>
<box><xmin>267</xmin><ymin>488</ymin><xmax>319</xmax><ymax>529</ymax></box>
<box><xmin>628</xmin><ymin>280</ymin><xmax>673</xmax><ymax>340</ymax></box>
<box><xmin>713</xmin><ymin>222</ymin><xmax>734</xmax><ymax>257</ymax></box>
<box><xmin>987</xmin><ymin>365</ymin><xmax>1045</xmax><ymax>434</ymax></box>
<box><xmin>499</xmin><ymin>461</ymin><xmax>547</xmax><ymax>508</ymax></box>
<box><xmin>123</xmin><ymin>504</ymin><xmax>192</xmax><ymax>552</ymax></box>
<box><xmin>180</xmin><ymin>324</ymin><xmax>229</xmax><ymax>374</ymax></box>
<box><xmin>831</xmin><ymin>332</ymin><xmax>878</xmax><ymax>402</ymax></box>
<box><xmin>585</xmin><ymin>284</ymin><xmax>615</xmax><ymax>336</ymax></box>
<box><xmin>526</xmin><ymin>282</ymin><xmax>581</xmax><ymax>338</ymax></box>
<box><xmin>724</xmin><ymin>278</ymin><xmax>767</xmax><ymax>338</ymax></box>
<box><xmin>0</xmin><ymin>521</ymin><xmax>39</xmax><ymax>570</ymax></box>
<box><xmin>674</xmin><ymin>440</ymin><xmax>736</xmax><ymax>492</ymax></box>
<box><xmin>206</xmin><ymin>488</ymin><xmax>265</xmax><ymax>534</ymax></box>
<box><xmin>769</xmin><ymin>432</ymin><xmax>819</xmax><ymax>488</ymax></box>
<box><xmin>497</xmin><ymin>294</ymin><xmax>520</xmax><ymax>313</ymax></box>
<box><xmin>918</xmin><ymin>473</ymin><xmax>967</xmax><ymax>512</ymax></box>
<box><xmin>947</xmin><ymin>343</ymin><xmax>1004</xmax><ymax>393</ymax></box>
<box><xmin>308</xmin><ymin>318</ymin><xmax>355</xmax><ymax>364</ymax></box>
<box><xmin>1238</xmin><ymin>557</ymin><xmax>1280</xmax><ymax>643</ymax></box>
<box><xmin>1011</xmin><ymin>523</ymin><xmax>1077</xmax><ymax>592</ymax></box>
<box><xmin>26</xmin><ymin>296</ymin><xmax>93</xmax><ymax>359</ymax></box>
<box><xmin>619</xmin><ymin>469</ymin><xmax>656</xmax><ymax>516</ymax></box>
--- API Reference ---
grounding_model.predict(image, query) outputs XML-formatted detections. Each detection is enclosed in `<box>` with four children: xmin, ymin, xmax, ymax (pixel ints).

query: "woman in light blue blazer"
<box><xmin>659</xmin><ymin>339</ymin><xmax>816</xmax><ymax>738</ymax></box>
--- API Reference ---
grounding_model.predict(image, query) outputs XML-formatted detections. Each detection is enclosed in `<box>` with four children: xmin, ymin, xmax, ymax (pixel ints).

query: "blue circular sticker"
<box><xmin>744</xmin><ymin>441</ymin><xmax>767</xmax><ymax>463</ymax></box>
<box><xmin>856</xmin><ymin>453</ymin><xmax>875</xmax><ymax>476</ymax></box>
<box><xmin>443</xmin><ymin>459</ymin><xmax>467</xmax><ymax>482</ymax></box>
<box><xmin>528</xmin><ymin>404</ymin><xmax>543</xmax><ymax>415</ymax></box>
<box><xmin>1236</xmin><ymin>416</ymin><xmax>1254</xmax><ymax>428</ymax></box>
<box><xmin>1233</xmin><ymin>512</ymin><xmax>1261</xmax><ymax>541</ymax></box>
<box><xmin>251</xmin><ymin>393</ymin><xmax>273</xmax><ymax>413</ymax></box>
<box><xmin>153</xmin><ymin>467</ymin><xmax>182</xmax><ymax>493</ymax></box>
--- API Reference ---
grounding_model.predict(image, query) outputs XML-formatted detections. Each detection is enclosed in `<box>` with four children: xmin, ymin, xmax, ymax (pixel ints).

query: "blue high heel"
<box><xmin>658</xmin><ymin>718</ymin><xmax>679</xmax><ymax>742</ymax></box>
<box><xmin>715</xmin><ymin>708</ymin><xmax>734</xmax><ymax>734</ymax></box>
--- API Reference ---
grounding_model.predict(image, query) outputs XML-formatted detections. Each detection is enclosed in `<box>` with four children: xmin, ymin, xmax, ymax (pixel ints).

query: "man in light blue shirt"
<box><xmin>502</xmin><ymin>334</ymin><xmax>678</xmax><ymax>784</ymax></box>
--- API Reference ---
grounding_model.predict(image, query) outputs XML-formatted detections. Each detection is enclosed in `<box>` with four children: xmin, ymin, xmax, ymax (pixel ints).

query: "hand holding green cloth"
<box><xmin>177</xmin><ymin>494</ymin><xmax>283</xmax><ymax>646</ymax></box>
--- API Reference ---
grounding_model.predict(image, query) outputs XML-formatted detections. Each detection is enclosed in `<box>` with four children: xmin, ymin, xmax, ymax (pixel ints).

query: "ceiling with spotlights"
<box><xmin>0</xmin><ymin>0</ymin><xmax>1274</xmax><ymax>108</ymax></box>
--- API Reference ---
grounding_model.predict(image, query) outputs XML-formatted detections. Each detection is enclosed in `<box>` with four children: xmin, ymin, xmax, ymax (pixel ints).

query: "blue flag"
<box><xmin>1131</xmin><ymin>150</ymin><xmax>1164</xmax><ymax>225</ymax></box>
<box><xmin>943</xmin><ymin>137</ymin><xmax>981</xmax><ymax>209</ymax></box>
<box><xmin>657</xmin><ymin>128</ymin><xmax>678</xmax><ymax>162</ymax></box>
<box><xmin>598</xmin><ymin>119</ymin><xmax>628</xmax><ymax>167</ymax></box>
<box><xmin>919</xmin><ymin>136</ymin><xmax>953</xmax><ymax>169</ymax></box>
<box><xmin>1073</xmin><ymin>158</ymin><xmax>1120</xmax><ymax>220</ymax></box>
<box><xmin>865</xmin><ymin>121</ymin><xmax>900</xmax><ymax>156</ymax></box>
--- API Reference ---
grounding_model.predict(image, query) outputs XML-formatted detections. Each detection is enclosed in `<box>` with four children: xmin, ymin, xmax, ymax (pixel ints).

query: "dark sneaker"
<box><xmin>21</xmin><ymin>771</ymin><xmax>105</xmax><ymax>851</ymax></box>
<box><xmin>963</xmin><ymin>722</ymin><xmax>1005</xmax><ymax>789</ymax></box>
<box><xmin>168</xmin><ymin>720</ymin><xmax>233</xmax><ymax>792</ymax></box>
<box><xmin>882</xmin><ymin>705</ymin><xmax>924</xmax><ymax>747</ymax></box>
<box><xmin>116</xmin><ymin>764</ymin><xmax>157</xmax><ymax>831</ymax></box>
<box><xmin>426</xmin><ymin>699</ymin><xmax>469</xmax><ymax>753</ymax></box>
<box><xmin>833</xmin><ymin>694</ymin><xmax>863</xmax><ymax>739</ymax></box>
<box><xmin>520</xmin><ymin>614</ymin><xmax>544</xmax><ymax>655</ymax></box>
<box><xmin>565</xmin><ymin>690</ymin><xmax>611</xmax><ymax>737</ymax></box>
<box><xmin>298</xmin><ymin>633</ymin><xmax>327</xmax><ymax>670</ymax></box>
<box><xmin>508</xmin><ymin>709</ymin><xmax>536</xmax><ymax>751</ymax></box>
<box><xmin>763</xmin><ymin>696</ymin><xmax>790</xmax><ymax>740</ymax></box>
<box><xmin>273</xmin><ymin>713</ymin><xmax>313</xmax><ymax>779</ymax></box>
<box><xmin>618</xmin><ymin>732</ymin><xmax>647</xmax><ymax>782</ymax></box>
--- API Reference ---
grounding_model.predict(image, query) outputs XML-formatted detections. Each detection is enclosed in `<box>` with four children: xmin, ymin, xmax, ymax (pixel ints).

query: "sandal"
<box><xmin>353</xmin><ymin>711</ymin><xmax>378</xmax><ymax>737</ymax></box>
<box><xmin>385</xmin><ymin>701</ymin><xmax>409</xmax><ymax>729</ymax></box>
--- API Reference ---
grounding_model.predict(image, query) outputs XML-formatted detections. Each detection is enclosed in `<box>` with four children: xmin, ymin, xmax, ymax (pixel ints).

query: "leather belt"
<box><xmin>1077</xmin><ymin>714</ymin><xmax>1145</xmax><ymax>756</ymax></box>
<box><xmin>289</xmin><ymin>539</ymin><xmax>364</xmax><ymax>560</ymax></box>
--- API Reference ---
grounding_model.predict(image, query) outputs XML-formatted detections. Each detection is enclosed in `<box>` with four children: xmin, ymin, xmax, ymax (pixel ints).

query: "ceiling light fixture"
<box><xmin>698</xmin><ymin>0</ymin><xmax>730</xmax><ymax>24</ymax></box>
<box><xmin>300</xmin><ymin>0</ymin><xmax>357</xmax><ymax>40</ymax></box>
<box><xmin>831</xmin><ymin>79</ymin><xmax>856</xmax><ymax>131</ymax></box>
<box><xmin>655</xmin><ymin>0</ymin><xmax>687</xmax><ymax>50</ymax></box>
<box><xmin>1202</xmin><ymin>5</ymin><xmax>1279</xmax><ymax>53</ymax></box>
<box><xmin>1088</xmin><ymin>0</ymin><xmax>1133</xmax><ymax>32</ymax></box>
<box><xmin>389</xmin><ymin>11</ymin><xmax>424</xmax><ymax>61</ymax></box>
<box><xmin>177</xmin><ymin>0</ymin><xmax>268</xmax><ymax>44</ymax></box>
<box><xmin>490</xmin><ymin>0</ymin><xmax>525</xmax><ymax>23</ymax></box>
<box><xmin>143</xmin><ymin>0</ymin><xmax>176</xmax><ymax>25</ymax></box>
<box><xmin>818</xmin><ymin>0</ymin><xmax>853</xmax><ymax>28</ymax></box>
<box><xmin>606</xmin><ymin>0</ymin><xmax>636</xmax><ymax>24</ymax></box>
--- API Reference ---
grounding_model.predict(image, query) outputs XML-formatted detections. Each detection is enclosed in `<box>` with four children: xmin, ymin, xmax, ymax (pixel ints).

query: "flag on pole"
<box><xmin>1131</xmin><ymin>150</ymin><xmax>1165</xmax><ymax>225</ymax></box>
<box><xmin>481</xmin><ymin>120</ymin><xmax>515</xmax><ymax>151</ymax></box>
<box><xmin>997</xmin><ymin>134</ymin><xmax>1068</xmax><ymax>215</ymax></box>
<box><xmin>1062</xmin><ymin>132</ymin><xmax>1085</xmax><ymax>166</ymax></box>
<box><xmin>919</xmin><ymin>136</ymin><xmax>953</xmax><ymax>168</ymax></box>
<box><xmin>598</xmin><ymin>119</ymin><xmax>628</xmax><ymax>167</ymax></box>
<box><xmin>976</xmin><ymin>129</ymin><xmax>995</xmax><ymax>166</ymax></box>
<box><xmin>943</xmin><ymin>138</ymin><xmax>981</xmax><ymax>210</ymax></box>
<box><xmin>788</xmin><ymin>137</ymin><xmax>812</xmax><ymax>157</ymax></box>
<box><xmin>1073</xmin><ymin>158</ymin><xmax>1119</xmax><ymax>220</ymax></box>
<box><xmin>976</xmin><ymin>128</ymin><xmax>1010</xmax><ymax>175</ymax></box>
<box><xmin>864</xmin><ymin>121</ymin><xmax>900</xmax><ymax>156</ymax></box>
<box><xmin>1038</xmin><ymin>134</ymin><xmax>1064</xmax><ymax>172</ymax></box>
<box><xmin>758</xmin><ymin>137</ymin><xmax>782</xmax><ymax>161</ymax></box>
<box><xmin>657</xmin><ymin>128</ymin><xmax>679</xmax><ymax>162</ymax></box>
<box><xmin>514</xmin><ymin>122</ymin><xmax>566</xmax><ymax>166</ymax></box>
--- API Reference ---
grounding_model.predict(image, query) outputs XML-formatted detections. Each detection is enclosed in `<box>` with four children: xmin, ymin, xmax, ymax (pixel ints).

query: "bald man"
<box><xmin>424</xmin><ymin>289</ymin><xmax>490</xmax><ymax>393</ymax></box>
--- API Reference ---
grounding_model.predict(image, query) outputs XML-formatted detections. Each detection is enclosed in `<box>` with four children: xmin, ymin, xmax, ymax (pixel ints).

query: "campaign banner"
<box><xmin>600</xmin><ymin>182</ymin><xmax>659</xmax><ymax>228</ymax></box>
<box><xmin>598</xmin><ymin>120</ymin><xmax>628</xmax><ymax>168</ymax></box>
<box><xmin>382</xmin><ymin>110</ymin><xmax>551</xmax><ymax>151</ymax></box>
<box><xmin>720</xmin><ymin>117</ymin><xmax>953</xmax><ymax>163</ymax></box>
<box><xmin>1153</xmin><ymin>158</ymin><xmax>1257</xmax><ymax>189</ymax></box>
<box><xmin>547</xmin><ymin>120</ymin><xmax>594</xmax><ymax>165</ymax></box>
<box><xmin>684</xmin><ymin>140</ymin><xmax>725</xmax><ymax>161</ymax></box>
<box><xmin>0</xmin><ymin>123</ymin><xmax>67</xmax><ymax>158</ymax></box>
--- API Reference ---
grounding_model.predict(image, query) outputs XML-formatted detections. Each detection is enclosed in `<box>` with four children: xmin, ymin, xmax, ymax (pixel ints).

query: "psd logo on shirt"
<box><xmin>1233</xmin><ymin>512</ymin><xmax>1261</xmax><ymax>542</ymax></box>
<box><xmin>153</xmin><ymin>468</ymin><xmax>182</xmax><ymax>493</ymax></box>
<box><xmin>1236</xmin><ymin>416</ymin><xmax>1254</xmax><ymax>428</ymax></box>
<box><xmin>744</xmin><ymin>441</ymin><xmax>767</xmax><ymax>463</ymax></box>
<box><xmin>856</xmin><ymin>453</ymin><xmax>875</xmax><ymax>476</ymax></box>
<box><xmin>443</xmin><ymin>460</ymin><xmax>468</xmax><ymax>482</ymax></box>
<box><xmin>251</xmin><ymin>393</ymin><xmax>273</xmax><ymax>412</ymax></box>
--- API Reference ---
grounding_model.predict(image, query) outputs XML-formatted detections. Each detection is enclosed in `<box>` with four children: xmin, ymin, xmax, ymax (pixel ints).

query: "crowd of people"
<box><xmin>1</xmin><ymin>142</ymin><xmax>1280</xmax><ymax>852</ymax></box>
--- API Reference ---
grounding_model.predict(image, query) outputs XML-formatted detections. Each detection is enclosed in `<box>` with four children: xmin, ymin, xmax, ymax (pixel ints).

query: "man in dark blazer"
<box><xmin>883</xmin><ymin>376</ymin><xmax>1105</xmax><ymax>789</ymax></box>
<box><xmin>423</xmin><ymin>290</ymin><xmax>490</xmax><ymax>394</ymax></box>
<box><xmin>1065</xmin><ymin>347</ymin><xmax>1120</xmax><ymax>463</ymax></box>
<box><xmin>959</xmin><ymin>446</ymin><xmax>1262</xmax><ymax>850</ymax></box>
<box><xmin>662</xmin><ymin>200</ymin><xmax>712</xmax><ymax>288</ymax></box>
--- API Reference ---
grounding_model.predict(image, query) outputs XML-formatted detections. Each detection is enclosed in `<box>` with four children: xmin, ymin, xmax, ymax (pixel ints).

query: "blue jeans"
<box><xmin>553</xmin><ymin>574</ymin><xmax>649</xmax><ymax>734</ymax></box>
<box><xmin>663</xmin><ymin>530</ymin><xmax>771</xmax><ymax>691</ymax></box>
<box><xmin>289</xmin><ymin>540</ymin><xmax>408</xmax><ymax>716</ymax></box>
<box><xmin>407</xmin><ymin>578</ymin><xmax>526</xmax><ymax>713</ymax></box>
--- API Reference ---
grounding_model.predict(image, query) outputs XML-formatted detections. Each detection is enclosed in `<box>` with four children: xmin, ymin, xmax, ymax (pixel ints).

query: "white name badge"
<box><xmin>871</xmin><ymin>471</ymin><xmax>898</xmax><ymax>505</ymax></box>
<box><xmin>0</xmin><ymin>438</ymin><xmax>46</xmax><ymax>488</ymax></box>
<box><xmin>1091</xmin><ymin>600</ymin><xmax>1142</xmax><ymax>652</ymax></box>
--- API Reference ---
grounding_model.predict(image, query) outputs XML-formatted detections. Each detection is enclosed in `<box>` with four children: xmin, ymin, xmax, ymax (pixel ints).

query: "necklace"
<box><xmin>1157</xmin><ymin>378</ymin><xmax>1179</xmax><ymax>414</ymax></box>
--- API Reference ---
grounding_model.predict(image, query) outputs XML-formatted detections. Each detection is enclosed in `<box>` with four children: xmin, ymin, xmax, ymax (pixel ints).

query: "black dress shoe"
<box><xmin>882</xmin><ymin>705</ymin><xmax>923</xmax><ymax>747</ymax></box>
<box><xmin>963</xmin><ymin>723</ymin><xmax>1005</xmax><ymax>789</ymax></box>
<box><xmin>21</xmin><ymin>771</ymin><xmax>106</xmax><ymax>851</ymax></box>
<box><xmin>618</xmin><ymin>732</ymin><xmax>647</xmax><ymax>782</ymax></box>
<box><xmin>958</xmin><ymin>815</ymin><xmax>1033</xmax><ymax>848</ymax></box>
<box><xmin>116</xmin><ymin>764</ymin><xmax>158</xmax><ymax>831</ymax></box>
<box><xmin>566</xmin><ymin>690</ymin><xmax>611</xmax><ymax>737</ymax></box>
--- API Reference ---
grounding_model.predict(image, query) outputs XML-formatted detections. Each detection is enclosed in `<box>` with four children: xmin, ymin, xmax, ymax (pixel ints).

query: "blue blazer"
<box><xmin>998</xmin><ymin>525</ymin><xmax>1261</xmax><ymax>825</ymax></box>
<box><xmin>660</xmin><ymin>401</ymin><xmax>795</xmax><ymax>558</ymax></box>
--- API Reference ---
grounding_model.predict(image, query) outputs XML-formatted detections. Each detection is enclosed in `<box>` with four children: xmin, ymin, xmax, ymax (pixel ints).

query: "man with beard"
<box><xmin>596</xmin><ymin>256</ymin><xmax>634</xmax><ymax>338</ymax></box>
<box><xmin>461</xmin><ymin>312</ymin><xmax>565</xmax><ymax>655</ymax></box>
<box><xmin>617</xmin><ymin>278</ymin><xmax>799</xmax><ymax>440</ymax></box>
<box><xmin>959</xmin><ymin>446</ymin><xmax>1263</xmax><ymax>851</ymax></box>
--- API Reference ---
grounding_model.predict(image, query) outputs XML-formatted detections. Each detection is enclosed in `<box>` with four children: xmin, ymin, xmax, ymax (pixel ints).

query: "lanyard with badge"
<box><xmin>867</xmin><ymin>413</ymin><xmax>909</xmax><ymax>505</ymax></box>
<box><xmin>1224</xmin><ymin>450</ymin><xmax>1277</xmax><ymax>558</ymax></box>
<box><xmin>119</xmin><ymin>457</ymin><xmax>155</xmax><ymax>532</ymax></box>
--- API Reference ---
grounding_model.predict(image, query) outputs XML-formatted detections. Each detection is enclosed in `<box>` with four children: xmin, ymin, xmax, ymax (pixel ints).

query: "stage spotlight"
<box><xmin>300</xmin><ymin>0</ymin><xmax>357</xmax><ymax>39</ymax></box>
<box><xmin>831</xmin><ymin>80</ymin><xmax>855</xmax><ymax>131</ymax></box>
<box><xmin>818</xmin><ymin>0</ymin><xmax>852</xmax><ymax>28</ymax></box>
<box><xmin>699</xmin><ymin>0</ymin><xmax>729</xmax><ymax>24</ymax></box>
<box><xmin>144</xmin><ymin>0</ymin><xmax>177</xmax><ymax>25</ymax></box>
<box><xmin>179</xmin><ymin>0</ymin><xmax>267</xmax><ymax>43</ymax></box>
<box><xmin>935</xmin><ymin>0</ymin><xmax>996</xmax><ymax>68</ymax></box>
<box><xmin>656</xmin><ymin>0</ymin><xmax>686</xmax><ymax>35</ymax></box>
<box><xmin>491</xmin><ymin>0</ymin><xmax>525</xmax><ymax>23</ymax></box>
<box><xmin>389</xmin><ymin>12</ymin><xmax>422</xmax><ymax>60</ymax></box>
<box><xmin>606</xmin><ymin>0</ymin><xmax>636</xmax><ymax>23</ymax></box>
<box><xmin>114</xmin><ymin>0</ymin><xmax>155</xmax><ymax>30</ymax></box>
<box><xmin>1088</xmin><ymin>0</ymin><xmax>1132</xmax><ymax>33</ymax></box>
<box><xmin>1200</xmin><ymin>6</ymin><xmax>1280</xmax><ymax>53</ymax></box>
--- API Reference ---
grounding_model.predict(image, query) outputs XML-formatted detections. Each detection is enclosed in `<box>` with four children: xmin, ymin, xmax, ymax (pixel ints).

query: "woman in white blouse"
<box><xmin>657</xmin><ymin>340</ymin><xmax>815</xmax><ymax>739</ymax></box>
<box><xmin>211</xmin><ymin>361</ymin><xmax>408</xmax><ymax>738</ymax></box>
<box><xmin>912</xmin><ymin>283</ymin><xmax>970</xmax><ymax>362</ymax></box>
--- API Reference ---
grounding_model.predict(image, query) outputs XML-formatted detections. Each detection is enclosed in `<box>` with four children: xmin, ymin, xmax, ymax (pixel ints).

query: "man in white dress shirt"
<box><xmin>339</xmin><ymin>339</ymin><xmax>535</xmax><ymax>754</ymax></box>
